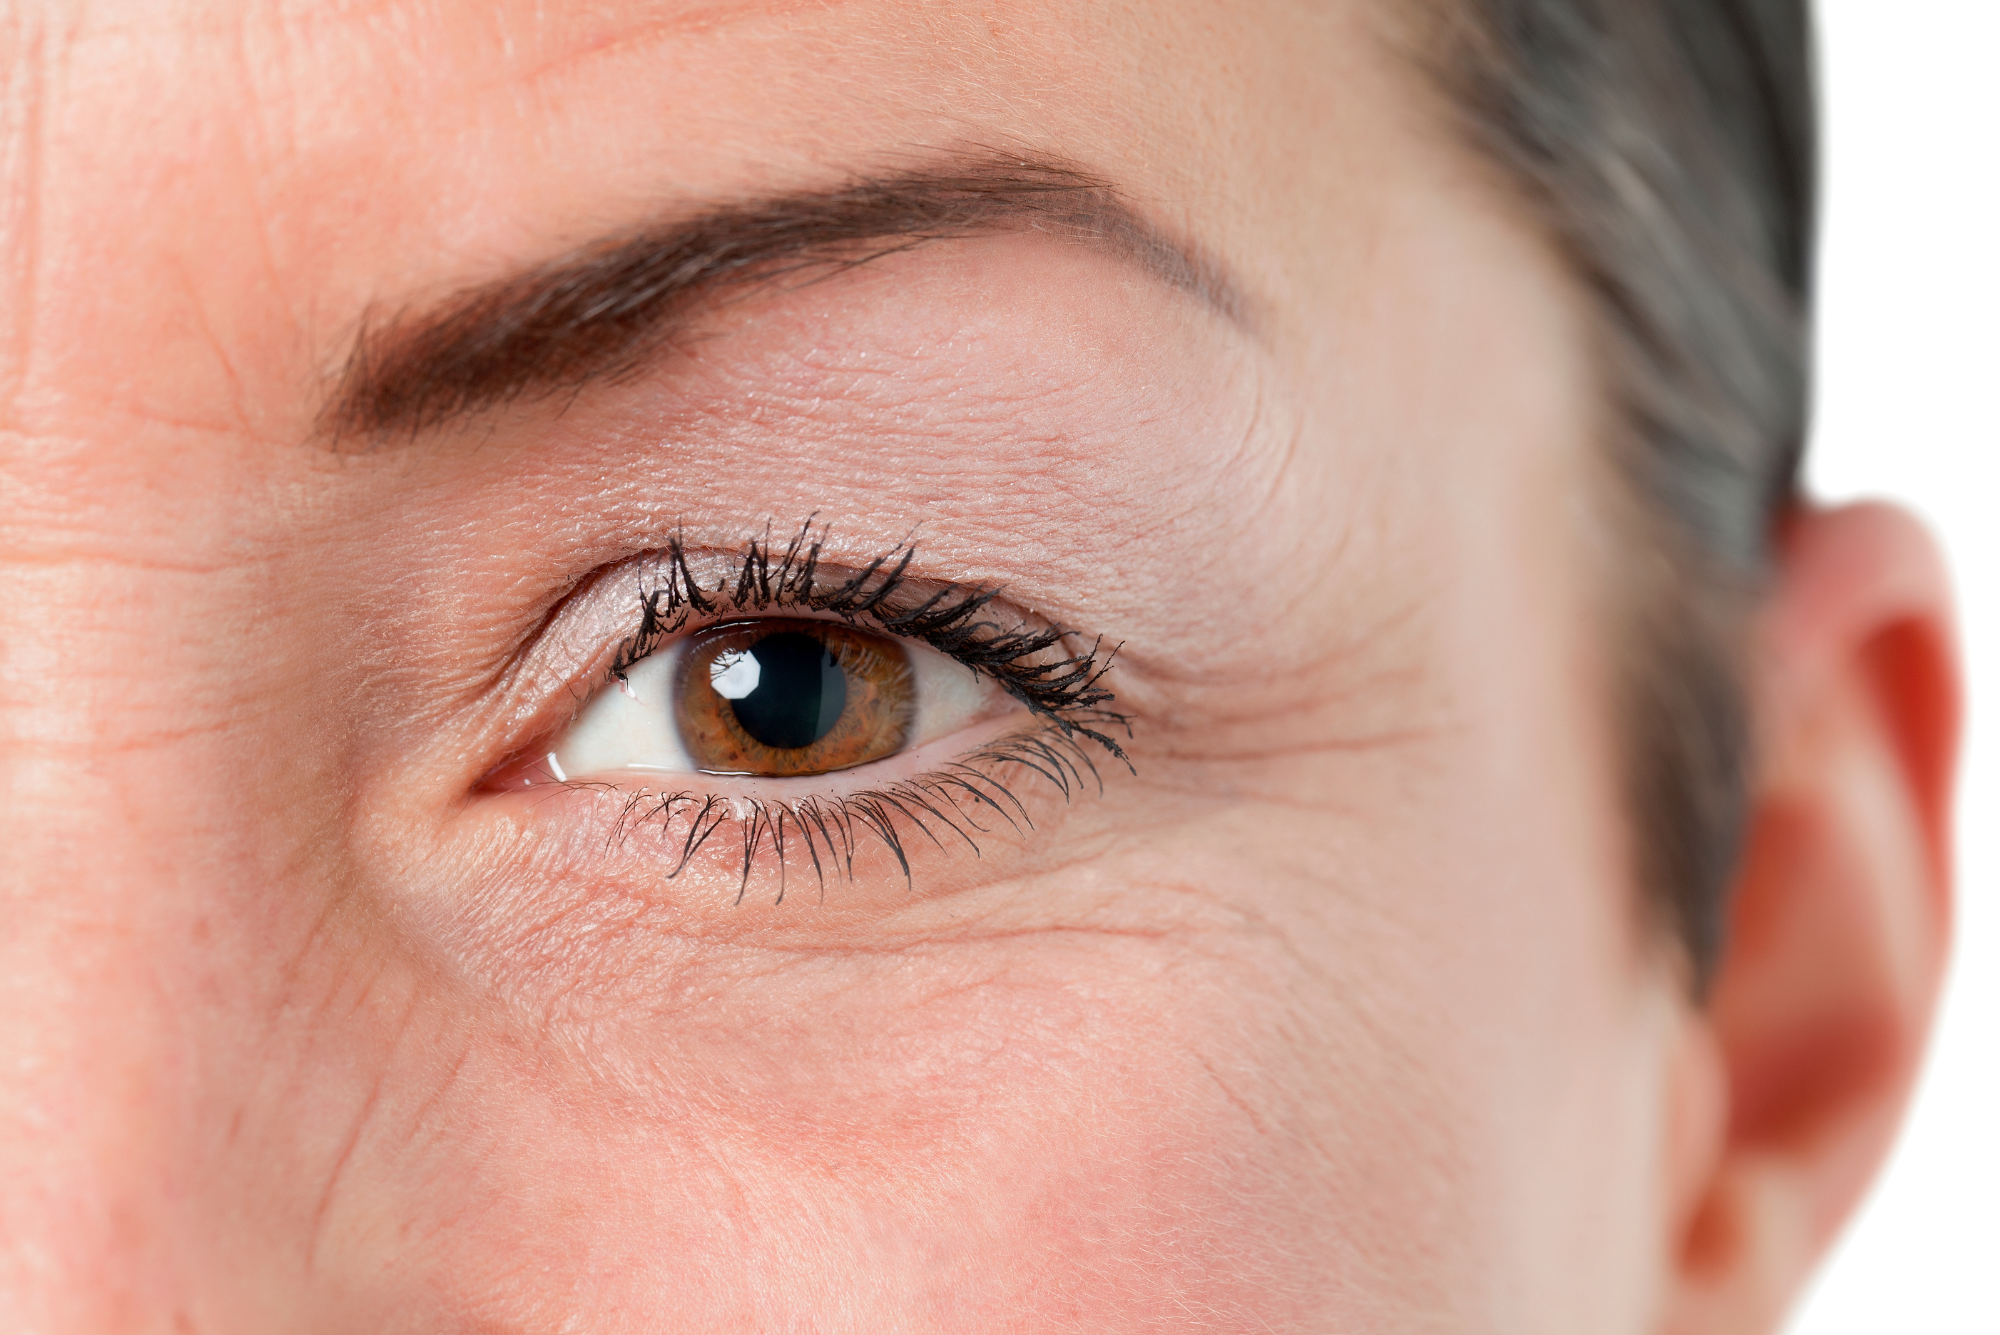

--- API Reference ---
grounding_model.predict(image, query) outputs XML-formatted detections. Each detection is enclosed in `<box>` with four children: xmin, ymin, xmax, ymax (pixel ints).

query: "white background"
<box><xmin>1789</xmin><ymin>1</ymin><xmax>1999</xmax><ymax>1330</ymax></box>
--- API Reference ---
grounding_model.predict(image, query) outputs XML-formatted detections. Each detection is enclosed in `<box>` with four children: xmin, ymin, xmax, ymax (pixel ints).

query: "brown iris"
<box><xmin>675</xmin><ymin>619</ymin><xmax>914</xmax><ymax>777</ymax></box>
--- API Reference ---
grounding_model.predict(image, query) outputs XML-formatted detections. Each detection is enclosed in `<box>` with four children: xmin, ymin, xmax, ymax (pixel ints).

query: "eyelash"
<box><xmin>556</xmin><ymin>518</ymin><xmax>1132</xmax><ymax>902</ymax></box>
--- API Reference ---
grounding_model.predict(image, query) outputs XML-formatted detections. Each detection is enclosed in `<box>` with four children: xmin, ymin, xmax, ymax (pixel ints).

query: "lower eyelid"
<box><xmin>471</xmin><ymin>710</ymin><xmax>1112</xmax><ymax>906</ymax></box>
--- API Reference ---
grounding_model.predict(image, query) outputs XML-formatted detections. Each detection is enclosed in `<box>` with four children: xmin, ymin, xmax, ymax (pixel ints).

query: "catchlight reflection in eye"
<box><xmin>550</xmin><ymin>618</ymin><xmax>1001</xmax><ymax>781</ymax></box>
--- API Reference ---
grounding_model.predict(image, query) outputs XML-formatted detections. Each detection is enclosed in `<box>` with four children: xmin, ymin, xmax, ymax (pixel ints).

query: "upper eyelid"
<box><xmin>503</xmin><ymin>522</ymin><xmax>1129</xmax><ymax>765</ymax></box>
<box><xmin>610</xmin><ymin>523</ymin><xmax>1128</xmax><ymax>761</ymax></box>
<box><xmin>609</xmin><ymin>540</ymin><xmax>992</xmax><ymax>684</ymax></box>
<box><xmin>608</xmin><ymin>524</ymin><xmax>1022</xmax><ymax>676</ymax></box>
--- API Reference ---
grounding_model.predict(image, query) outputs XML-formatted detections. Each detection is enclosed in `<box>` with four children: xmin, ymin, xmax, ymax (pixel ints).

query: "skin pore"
<box><xmin>0</xmin><ymin>2</ymin><xmax>1956</xmax><ymax>1332</ymax></box>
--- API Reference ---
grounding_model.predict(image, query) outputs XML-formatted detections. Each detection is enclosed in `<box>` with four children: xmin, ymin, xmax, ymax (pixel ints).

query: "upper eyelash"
<box><xmin>610</xmin><ymin>517</ymin><xmax>1132</xmax><ymax>766</ymax></box>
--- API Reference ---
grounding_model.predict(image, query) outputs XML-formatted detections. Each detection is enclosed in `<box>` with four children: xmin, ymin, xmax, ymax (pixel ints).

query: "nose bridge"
<box><xmin>0</xmin><ymin>560</ymin><xmax>202</xmax><ymax>1324</ymax></box>
<box><xmin>0</xmin><ymin>438</ymin><xmax>358</xmax><ymax>939</ymax></box>
<box><xmin>0</xmin><ymin>11</ymin><xmax>409</xmax><ymax>1294</ymax></box>
<box><xmin>0</xmin><ymin>438</ymin><xmax>342</xmax><ymax>1311</ymax></box>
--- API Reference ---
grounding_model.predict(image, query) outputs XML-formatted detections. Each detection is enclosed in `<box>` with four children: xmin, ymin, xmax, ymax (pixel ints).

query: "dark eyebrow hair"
<box><xmin>320</xmin><ymin>153</ymin><xmax>1240</xmax><ymax>446</ymax></box>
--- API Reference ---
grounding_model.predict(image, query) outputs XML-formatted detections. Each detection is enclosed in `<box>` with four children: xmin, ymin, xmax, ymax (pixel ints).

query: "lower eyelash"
<box><xmin>559</xmin><ymin>716</ymin><xmax>1128</xmax><ymax>905</ymax></box>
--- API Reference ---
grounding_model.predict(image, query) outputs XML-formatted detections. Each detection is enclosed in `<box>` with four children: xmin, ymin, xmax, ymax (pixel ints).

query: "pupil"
<box><xmin>724</xmin><ymin>632</ymin><xmax>848</xmax><ymax>751</ymax></box>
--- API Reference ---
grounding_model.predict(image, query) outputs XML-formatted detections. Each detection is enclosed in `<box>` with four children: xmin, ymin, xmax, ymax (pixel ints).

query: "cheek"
<box><xmin>306</xmin><ymin>921</ymin><xmax>1465</xmax><ymax>1331</ymax></box>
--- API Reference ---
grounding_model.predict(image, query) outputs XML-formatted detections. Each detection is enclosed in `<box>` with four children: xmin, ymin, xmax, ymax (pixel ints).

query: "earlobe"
<box><xmin>1659</xmin><ymin>502</ymin><xmax>1960</xmax><ymax>1335</ymax></box>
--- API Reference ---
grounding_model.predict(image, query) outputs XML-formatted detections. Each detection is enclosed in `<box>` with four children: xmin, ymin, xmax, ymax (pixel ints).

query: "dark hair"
<box><xmin>1425</xmin><ymin>0</ymin><xmax>1816</xmax><ymax>988</ymax></box>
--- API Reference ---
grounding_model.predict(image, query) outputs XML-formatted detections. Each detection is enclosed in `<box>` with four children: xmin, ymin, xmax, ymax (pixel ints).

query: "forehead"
<box><xmin>3</xmin><ymin>0</ymin><xmax>1421</xmax><ymax>440</ymax></box>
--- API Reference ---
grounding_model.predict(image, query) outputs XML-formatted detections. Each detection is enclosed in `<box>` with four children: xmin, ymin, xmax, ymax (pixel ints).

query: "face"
<box><xmin>1</xmin><ymin>1</ymin><xmax>1712</xmax><ymax>1329</ymax></box>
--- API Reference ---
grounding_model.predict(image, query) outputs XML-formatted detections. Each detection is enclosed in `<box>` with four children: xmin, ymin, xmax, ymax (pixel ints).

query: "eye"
<box><xmin>550</xmin><ymin>617</ymin><xmax>1003</xmax><ymax>781</ymax></box>
<box><xmin>478</xmin><ymin>525</ymin><xmax>1136</xmax><ymax>889</ymax></box>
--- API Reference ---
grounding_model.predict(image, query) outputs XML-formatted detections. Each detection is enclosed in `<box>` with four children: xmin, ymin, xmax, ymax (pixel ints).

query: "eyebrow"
<box><xmin>320</xmin><ymin>153</ymin><xmax>1240</xmax><ymax>446</ymax></box>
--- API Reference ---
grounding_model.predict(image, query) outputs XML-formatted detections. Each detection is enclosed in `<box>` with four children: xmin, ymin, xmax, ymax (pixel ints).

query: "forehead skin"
<box><xmin>0</xmin><ymin>2</ymin><xmax>1678</xmax><ymax>1332</ymax></box>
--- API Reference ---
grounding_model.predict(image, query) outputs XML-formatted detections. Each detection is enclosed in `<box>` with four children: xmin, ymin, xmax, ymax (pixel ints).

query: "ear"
<box><xmin>1659</xmin><ymin>501</ymin><xmax>1960</xmax><ymax>1335</ymax></box>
